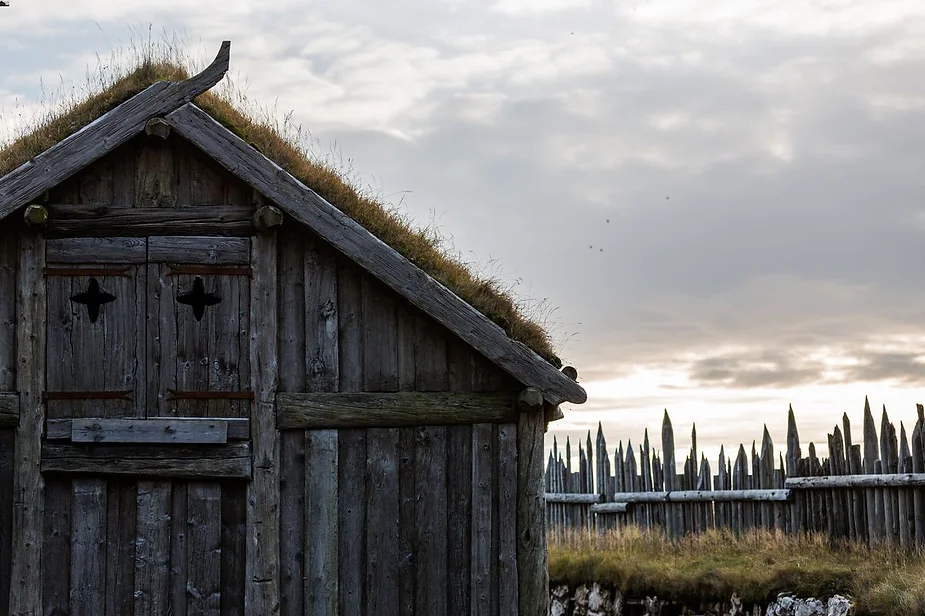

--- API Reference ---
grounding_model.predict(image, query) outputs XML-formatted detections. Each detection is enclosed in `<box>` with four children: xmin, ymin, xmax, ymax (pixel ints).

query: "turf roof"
<box><xmin>0</xmin><ymin>58</ymin><xmax>564</xmax><ymax>368</ymax></box>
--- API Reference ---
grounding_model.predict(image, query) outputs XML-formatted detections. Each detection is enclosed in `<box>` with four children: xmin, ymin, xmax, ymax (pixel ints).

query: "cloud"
<box><xmin>2</xmin><ymin>0</ymin><xmax>925</xmax><ymax>435</ymax></box>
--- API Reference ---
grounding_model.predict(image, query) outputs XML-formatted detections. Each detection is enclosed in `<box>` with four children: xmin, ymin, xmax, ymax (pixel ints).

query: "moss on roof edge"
<box><xmin>0</xmin><ymin>59</ymin><xmax>563</xmax><ymax>368</ymax></box>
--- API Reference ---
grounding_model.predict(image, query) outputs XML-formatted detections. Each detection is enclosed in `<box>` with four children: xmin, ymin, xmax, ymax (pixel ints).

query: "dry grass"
<box><xmin>0</xmin><ymin>32</ymin><xmax>563</xmax><ymax>366</ymax></box>
<box><xmin>548</xmin><ymin>526</ymin><xmax>925</xmax><ymax>615</ymax></box>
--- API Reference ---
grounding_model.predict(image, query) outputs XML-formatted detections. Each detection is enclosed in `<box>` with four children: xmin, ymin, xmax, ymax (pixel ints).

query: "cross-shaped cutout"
<box><xmin>70</xmin><ymin>278</ymin><xmax>116</xmax><ymax>323</ymax></box>
<box><xmin>177</xmin><ymin>277</ymin><xmax>221</xmax><ymax>322</ymax></box>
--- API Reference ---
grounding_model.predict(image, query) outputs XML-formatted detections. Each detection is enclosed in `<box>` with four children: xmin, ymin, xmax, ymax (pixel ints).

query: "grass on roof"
<box><xmin>0</xmin><ymin>40</ymin><xmax>563</xmax><ymax>368</ymax></box>
<box><xmin>549</xmin><ymin>526</ymin><xmax>925</xmax><ymax>615</ymax></box>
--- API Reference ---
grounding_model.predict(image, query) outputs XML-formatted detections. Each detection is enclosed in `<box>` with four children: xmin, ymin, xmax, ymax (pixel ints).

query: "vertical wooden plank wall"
<box><xmin>363</xmin><ymin>278</ymin><xmax>401</xmax><ymax>616</ymax></box>
<box><xmin>413</xmin><ymin>316</ymin><xmax>448</xmax><ymax>616</ymax></box>
<box><xmin>278</xmin><ymin>229</ymin><xmax>307</xmax><ymax>616</ymax></box>
<box><xmin>9</xmin><ymin>231</ymin><xmax>45</xmax><ymax>616</ymax></box>
<box><xmin>275</xmin><ymin>242</ymin><xmax>524</xmax><ymax>616</ymax></box>
<box><xmin>0</xmin><ymin>222</ymin><xmax>16</xmax><ymax>616</ymax></box>
<box><xmin>305</xmin><ymin>236</ymin><xmax>339</xmax><ymax>616</ymax></box>
<box><xmin>337</xmin><ymin>263</ymin><xmax>367</xmax><ymax>615</ymax></box>
<box><xmin>246</xmin><ymin>231</ymin><xmax>281</xmax><ymax>613</ymax></box>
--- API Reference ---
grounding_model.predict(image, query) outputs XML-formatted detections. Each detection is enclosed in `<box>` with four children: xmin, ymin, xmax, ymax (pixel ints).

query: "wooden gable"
<box><xmin>275</xmin><ymin>226</ymin><xmax>521</xmax><ymax>397</ymax></box>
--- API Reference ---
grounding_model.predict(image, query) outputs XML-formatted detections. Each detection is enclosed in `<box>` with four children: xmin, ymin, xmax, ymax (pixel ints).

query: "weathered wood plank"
<box><xmin>135</xmin><ymin>480</ymin><xmax>172</xmax><ymax>616</ymax></box>
<box><xmin>245</xmin><ymin>232</ymin><xmax>281</xmax><ymax>613</ymax></box>
<box><xmin>135</xmin><ymin>127</ymin><xmax>176</xmax><ymax>209</ymax></box>
<box><xmin>397</xmin><ymin>428</ymin><xmax>417</xmax><ymax>616</ymax></box>
<box><xmin>304</xmin><ymin>430</ymin><xmax>339</xmax><ymax>616</ymax></box>
<box><xmin>415</xmin><ymin>426</ymin><xmax>448</xmax><ymax>616</ymax></box>
<box><xmin>9</xmin><ymin>233</ymin><xmax>45</xmax><ymax>616</ymax></box>
<box><xmin>170</xmin><ymin>482</ymin><xmax>188</xmax><ymax>616</ymax></box>
<box><xmin>517</xmin><ymin>407</ymin><xmax>548</xmax><ymax>616</ymax></box>
<box><xmin>71</xmin><ymin>479</ymin><xmax>107</xmax><ymax>616</ymax></box>
<box><xmin>277</xmin><ymin>391</ymin><xmax>517</xmax><ymax>429</ymax></box>
<box><xmin>446</xmin><ymin>343</ymin><xmax>473</xmax><ymax>615</ymax></box>
<box><xmin>41</xmin><ymin>442</ymin><xmax>252</xmax><ymax>478</ymax></box>
<box><xmin>336</xmin><ymin>258</ymin><xmax>365</xmax><ymax>614</ymax></box>
<box><xmin>472</xmin><ymin>423</ymin><xmax>497</xmax><ymax>616</ymax></box>
<box><xmin>0</xmin><ymin>224</ymin><xmax>16</xmax><ymax>392</ymax></box>
<box><xmin>913</xmin><ymin>410</ymin><xmax>925</xmax><ymax>545</ymax></box>
<box><xmin>337</xmin><ymin>262</ymin><xmax>363</xmax><ymax>394</ymax></box>
<box><xmin>607</xmin><ymin>489</ymin><xmax>792</xmax><ymax>502</ymax></box>
<box><xmin>46</xmin><ymin>417</ymin><xmax>248</xmax><ymax>440</ymax></box>
<box><xmin>338</xmin><ymin>430</ymin><xmax>367</xmax><ymax>614</ymax></box>
<box><xmin>108</xmin><ymin>137</ymin><xmax>136</xmax><ymax>209</ymax></box>
<box><xmin>221</xmin><ymin>484</ymin><xmax>248</xmax><ymax>616</ymax></box>
<box><xmin>396</xmin><ymin>307</ymin><xmax>417</xmax><ymax>616</ymax></box>
<box><xmin>366</xmin><ymin>428</ymin><xmax>401</xmax><ymax>615</ymax></box>
<box><xmin>149</xmin><ymin>262</ymin><xmax>177</xmax><ymax>418</ymax></box>
<box><xmin>187</xmin><ymin>483</ymin><xmax>222</xmax><ymax>616</ymax></box>
<box><xmin>0</xmin><ymin>42</ymin><xmax>231</xmax><ymax>218</ymax></box>
<box><xmin>148</xmin><ymin>236</ymin><xmax>250</xmax><ymax>264</ymax></box>
<box><xmin>165</xmin><ymin>103</ymin><xmax>586</xmax><ymax>406</ymax></box>
<box><xmin>414</xmin><ymin>315</ymin><xmax>448</xmax><ymax>392</ymax></box>
<box><xmin>42</xmin><ymin>479</ymin><xmax>71</xmax><ymax>616</ymax></box>
<box><xmin>305</xmin><ymin>237</ymin><xmax>339</xmax><ymax>392</ymax></box>
<box><xmin>278</xmin><ymin>229</ymin><xmax>306</xmax><ymax>616</ymax></box>
<box><xmin>0</xmin><ymin>430</ymin><xmax>12</xmax><ymax>614</ymax></box>
<box><xmin>71</xmin><ymin>417</ymin><xmax>228</xmax><ymax>443</ymax></box>
<box><xmin>543</xmin><ymin>493</ymin><xmax>603</xmax><ymax>504</ymax></box>
<box><xmin>46</xmin><ymin>204</ymin><xmax>256</xmax><ymax>237</ymax></box>
<box><xmin>498</xmin><ymin>423</ymin><xmax>519</xmax><ymax>615</ymax></box>
<box><xmin>77</xmin><ymin>149</ymin><xmax>115</xmax><ymax>205</ymax></box>
<box><xmin>46</xmin><ymin>236</ymin><xmax>147</xmax><ymax>263</ymax></box>
<box><xmin>361</xmin><ymin>277</ymin><xmax>399</xmax><ymax>392</ymax></box>
<box><xmin>786</xmin><ymin>474</ymin><xmax>925</xmax><ymax>489</ymax></box>
<box><xmin>0</xmin><ymin>394</ymin><xmax>17</xmax><ymax>428</ymax></box>
<box><xmin>188</xmin><ymin>148</ymin><xmax>227</xmax><ymax>206</ymax></box>
<box><xmin>106</xmin><ymin>480</ymin><xmax>137</xmax><ymax>616</ymax></box>
<box><xmin>588</xmin><ymin>503</ymin><xmax>631</xmax><ymax>514</ymax></box>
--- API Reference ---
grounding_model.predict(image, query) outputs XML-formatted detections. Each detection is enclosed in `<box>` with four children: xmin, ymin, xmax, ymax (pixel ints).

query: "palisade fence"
<box><xmin>545</xmin><ymin>398</ymin><xmax>925</xmax><ymax>549</ymax></box>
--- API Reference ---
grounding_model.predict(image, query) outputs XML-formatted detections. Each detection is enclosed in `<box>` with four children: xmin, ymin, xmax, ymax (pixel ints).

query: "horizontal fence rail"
<box><xmin>545</xmin><ymin>398</ymin><xmax>925</xmax><ymax>549</ymax></box>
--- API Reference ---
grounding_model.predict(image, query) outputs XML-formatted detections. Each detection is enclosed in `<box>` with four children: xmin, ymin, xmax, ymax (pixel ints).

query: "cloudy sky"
<box><xmin>2</xmin><ymin>0</ymin><xmax>925</xmax><ymax>473</ymax></box>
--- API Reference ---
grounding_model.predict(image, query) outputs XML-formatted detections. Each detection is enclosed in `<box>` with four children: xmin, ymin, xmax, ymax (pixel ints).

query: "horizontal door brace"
<box><xmin>167</xmin><ymin>390</ymin><xmax>254</xmax><ymax>401</ymax></box>
<box><xmin>44</xmin><ymin>390</ymin><xmax>133</xmax><ymax>401</ymax></box>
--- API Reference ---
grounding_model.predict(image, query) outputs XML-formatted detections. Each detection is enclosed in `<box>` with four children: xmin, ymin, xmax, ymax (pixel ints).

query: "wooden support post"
<box><xmin>144</xmin><ymin>117</ymin><xmax>172</xmax><ymax>139</ymax></box>
<box><xmin>22</xmin><ymin>204</ymin><xmax>47</xmax><ymax>228</ymax></box>
<box><xmin>517</xmin><ymin>387</ymin><xmax>547</xmax><ymax>616</ymax></box>
<box><xmin>9</xmin><ymin>232</ymin><xmax>46</xmax><ymax>615</ymax></box>
<box><xmin>246</xmin><ymin>232</ymin><xmax>281</xmax><ymax>613</ymax></box>
<box><xmin>253</xmin><ymin>206</ymin><xmax>284</xmax><ymax>233</ymax></box>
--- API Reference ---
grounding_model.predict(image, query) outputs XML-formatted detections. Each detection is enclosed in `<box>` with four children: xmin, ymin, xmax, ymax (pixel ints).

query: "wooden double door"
<box><xmin>41</xmin><ymin>236</ymin><xmax>253</xmax><ymax>616</ymax></box>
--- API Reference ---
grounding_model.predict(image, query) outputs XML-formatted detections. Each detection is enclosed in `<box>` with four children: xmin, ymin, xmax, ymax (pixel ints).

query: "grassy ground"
<box><xmin>548</xmin><ymin>526</ymin><xmax>925</xmax><ymax>614</ymax></box>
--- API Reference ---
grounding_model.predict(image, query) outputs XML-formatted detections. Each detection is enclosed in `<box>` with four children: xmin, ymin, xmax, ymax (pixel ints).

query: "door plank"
<box><xmin>42</xmin><ymin>479</ymin><xmax>71</xmax><ymax>616</ymax></box>
<box><xmin>135</xmin><ymin>481</ymin><xmax>172</xmax><ymax>616</ymax></box>
<box><xmin>187</xmin><ymin>482</ymin><xmax>222</xmax><ymax>616</ymax></box>
<box><xmin>71</xmin><ymin>418</ymin><xmax>229</xmax><ymax>444</ymax></box>
<box><xmin>71</xmin><ymin>479</ymin><xmax>107</xmax><ymax>616</ymax></box>
<box><xmin>105</xmin><ymin>480</ymin><xmax>137</xmax><ymax>616</ymax></box>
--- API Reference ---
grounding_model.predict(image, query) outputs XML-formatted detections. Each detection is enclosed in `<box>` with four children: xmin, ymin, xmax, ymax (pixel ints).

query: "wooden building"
<box><xmin>0</xmin><ymin>42</ymin><xmax>586</xmax><ymax>615</ymax></box>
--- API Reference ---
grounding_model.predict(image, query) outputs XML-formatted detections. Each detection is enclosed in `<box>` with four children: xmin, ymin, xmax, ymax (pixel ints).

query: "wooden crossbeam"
<box><xmin>276</xmin><ymin>391</ymin><xmax>517</xmax><ymax>429</ymax></box>
<box><xmin>41</xmin><ymin>442</ymin><xmax>251</xmax><ymax>479</ymax></box>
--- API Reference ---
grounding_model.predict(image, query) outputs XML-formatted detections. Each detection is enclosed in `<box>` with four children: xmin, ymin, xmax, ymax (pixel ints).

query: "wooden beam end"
<box><xmin>144</xmin><ymin>117</ymin><xmax>172</xmax><ymax>139</ymax></box>
<box><xmin>561</xmin><ymin>366</ymin><xmax>578</xmax><ymax>381</ymax></box>
<box><xmin>518</xmin><ymin>387</ymin><xmax>544</xmax><ymax>413</ymax></box>
<box><xmin>253</xmin><ymin>205</ymin><xmax>284</xmax><ymax>233</ymax></box>
<box><xmin>23</xmin><ymin>204</ymin><xmax>48</xmax><ymax>227</ymax></box>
